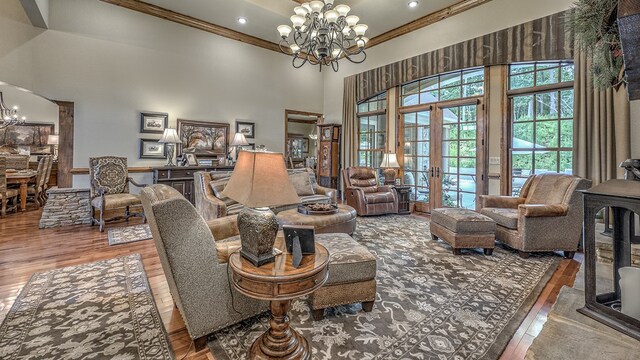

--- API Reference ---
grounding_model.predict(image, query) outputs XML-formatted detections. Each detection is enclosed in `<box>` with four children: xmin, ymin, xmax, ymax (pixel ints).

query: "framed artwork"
<box><xmin>322</xmin><ymin>127</ymin><xmax>331</xmax><ymax>141</ymax></box>
<box><xmin>139</xmin><ymin>139</ymin><xmax>166</xmax><ymax>159</ymax></box>
<box><xmin>185</xmin><ymin>153</ymin><xmax>199</xmax><ymax>166</ymax></box>
<box><xmin>302</xmin><ymin>138</ymin><xmax>310</xmax><ymax>153</ymax></box>
<box><xmin>177</xmin><ymin>119</ymin><xmax>229</xmax><ymax>157</ymax></box>
<box><xmin>0</xmin><ymin>123</ymin><xmax>54</xmax><ymax>155</ymax></box>
<box><xmin>140</xmin><ymin>112</ymin><xmax>168</xmax><ymax>133</ymax></box>
<box><xmin>236</xmin><ymin>143</ymin><xmax>255</xmax><ymax>160</ymax></box>
<box><xmin>236</xmin><ymin>121</ymin><xmax>255</xmax><ymax>139</ymax></box>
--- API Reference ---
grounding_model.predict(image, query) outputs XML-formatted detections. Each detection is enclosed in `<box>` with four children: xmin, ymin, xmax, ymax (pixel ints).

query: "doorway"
<box><xmin>399</xmin><ymin>100</ymin><xmax>485</xmax><ymax>212</ymax></box>
<box><xmin>284</xmin><ymin>109</ymin><xmax>323</xmax><ymax>169</ymax></box>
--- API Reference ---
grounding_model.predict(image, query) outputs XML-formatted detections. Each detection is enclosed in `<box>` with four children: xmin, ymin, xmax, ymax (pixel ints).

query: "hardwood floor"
<box><xmin>0</xmin><ymin>209</ymin><xmax>582</xmax><ymax>359</ymax></box>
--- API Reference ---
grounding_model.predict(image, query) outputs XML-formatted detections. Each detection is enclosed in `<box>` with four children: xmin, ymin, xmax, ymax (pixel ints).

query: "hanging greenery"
<box><xmin>570</xmin><ymin>0</ymin><xmax>624</xmax><ymax>88</ymax></box>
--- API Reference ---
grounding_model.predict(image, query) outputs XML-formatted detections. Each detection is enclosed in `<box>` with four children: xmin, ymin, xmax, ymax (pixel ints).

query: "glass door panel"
<box><xmin>440</xmin><ymin>104</ymin><xmax>478</xmax><ymax>209</ymax></box>
<box><xmin>402</xmin><ymin>110</ymin><xmax>431</xmax><ymax>209</ymax></box>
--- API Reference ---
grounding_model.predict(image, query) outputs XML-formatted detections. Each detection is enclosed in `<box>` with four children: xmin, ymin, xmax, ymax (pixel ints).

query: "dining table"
<box><xmin>6</xmin><ymin>169</ymin><xmax>37</xmax><ymax>211</ymax></box>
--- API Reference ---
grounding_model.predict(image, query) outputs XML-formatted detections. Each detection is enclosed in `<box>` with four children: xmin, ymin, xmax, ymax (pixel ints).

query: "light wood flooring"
<box><xmin>0</xmin><ymin>209</ymin><xmax>582</xmax><ymax>359</ymax></box>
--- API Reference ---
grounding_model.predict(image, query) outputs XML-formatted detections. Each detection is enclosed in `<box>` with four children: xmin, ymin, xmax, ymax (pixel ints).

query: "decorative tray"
<box><xmin>297</xmin><ymin>203</ymin><xmax>339</xmax><ymax>215</ymax></box>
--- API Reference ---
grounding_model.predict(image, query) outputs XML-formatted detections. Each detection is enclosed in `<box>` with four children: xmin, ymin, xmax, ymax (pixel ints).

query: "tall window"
<box><xmin>508</xmin><ymin>61</ymin><xmax>574</xmax><ymax>195</ymax></box>
<box><xmin>357</xmin><ymin>93</ymin><xmax>387</xmax><ymax>175</ymax></box>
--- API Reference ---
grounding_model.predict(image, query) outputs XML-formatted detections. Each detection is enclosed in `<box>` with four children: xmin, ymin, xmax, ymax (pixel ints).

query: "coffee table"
<box><xmin>276</xmin><ymin>204</ymin><xmax>357</xmax><ymax>235</ymax></box>
<box><xmin>229</xmin><ymin>234</ymin><xmax>329</xmax><ymax>360</ymax></box>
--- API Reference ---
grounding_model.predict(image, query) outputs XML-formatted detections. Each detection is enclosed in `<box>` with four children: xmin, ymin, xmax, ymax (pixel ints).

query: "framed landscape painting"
<box><xmin>236</xmin><ymin>121</ymin><xmax>255</xmax><ymax>139</ymax></box>
<box><xmin>140</xmin><ymin>112</ymin><xmax>168</xmax><ymax>133</ymax></box>
<box><xmin>139</xmin><ymin>139</ymin><xmax>166</xmax><ymax>159</ymax></box>
<box><xmin>177</xmin><ymin>119</ymin><xmax>229</xmax><ymax>157</ymax></box>
<box><xmin>0</xmin><ymin>123</ymin><xmax>54</xmax><ymax>155</ymax></box>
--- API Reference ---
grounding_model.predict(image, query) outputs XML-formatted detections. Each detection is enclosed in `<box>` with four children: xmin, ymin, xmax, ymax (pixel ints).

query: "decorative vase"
<box><xmin>237</xmin><ymin>207</ymin><xmax>279</xmax><ymax>267</ymax></box>
<box><xmin>619</xmin><ymin>266</ymin><xmax>640</xmax><ymax>320</ymax></box>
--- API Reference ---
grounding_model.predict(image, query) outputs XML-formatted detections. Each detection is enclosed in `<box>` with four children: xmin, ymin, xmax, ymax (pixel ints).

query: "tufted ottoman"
<box><xmin>311</xmin><ymin>233</ymin><xmax>377</xmax><ymax>320</ymax></box>
<box><xmin>430</xmin><ymin>208</ymin><xmax>496</xmax><ymax>255</ymax></box>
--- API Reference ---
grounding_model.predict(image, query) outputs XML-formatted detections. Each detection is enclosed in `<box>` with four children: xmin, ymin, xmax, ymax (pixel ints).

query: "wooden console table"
<box><xmin>151</xmin><ymin>165</ymin><xmax>233</xmax><ymax>204</ymax></box>
<box><xmin>229</xmin><ymin>235</ymin><xmax>329</xmax><ymax>359</ymax></box>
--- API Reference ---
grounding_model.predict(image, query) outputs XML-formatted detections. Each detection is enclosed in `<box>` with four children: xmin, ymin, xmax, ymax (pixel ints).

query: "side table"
<box><xmin>229</xmin><ymin>234</ymin><xmax>329</xmax><ymax>359</ymax></box>
<box><xmin>395</xmin><ymin>185</ymin><xmax>412</xmax><ymax>215</ymax></box>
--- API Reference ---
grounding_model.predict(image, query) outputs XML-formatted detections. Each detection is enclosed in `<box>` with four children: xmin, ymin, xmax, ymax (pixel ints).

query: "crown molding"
<box><xmin>100</xmin><ymin>0</ymin><xmax>282</xmax><ymax>53</ymax></box>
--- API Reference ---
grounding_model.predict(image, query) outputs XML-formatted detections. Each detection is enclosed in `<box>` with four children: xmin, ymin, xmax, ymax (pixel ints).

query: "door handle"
<box><xmin>431</xmin><ymin>167</ymin><xmax>434</xmax><ymax>177</ymax></box>
<box><xmin>437</xmin><ymin>167</ymin><xmax>440</xmax><ymax>178</ymax></box>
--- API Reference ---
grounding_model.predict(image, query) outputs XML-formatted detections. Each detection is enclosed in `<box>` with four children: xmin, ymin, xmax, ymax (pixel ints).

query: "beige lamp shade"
<box><xmin>222</xmin><ymin>151</ymin><xmax>300</xmax><ymax>208</ymax></box>
<box><xmin>47</xmin><ymin>134</ymin><xmax>59</xmax><ymax>145</ymax></box>
<box><xmin>230</xmin><ymin>132</ymin><xmax>250</xmax><ymax>147</ymax></box>
<box><xmin>159</xmin><ymin>128</ymin><xmax>181</xmax><ymax>143</ymax></box>
<box><xmin>380</xmin><ymin>152</ymin><xmax>400</xmax><ymax>168</ymax></box>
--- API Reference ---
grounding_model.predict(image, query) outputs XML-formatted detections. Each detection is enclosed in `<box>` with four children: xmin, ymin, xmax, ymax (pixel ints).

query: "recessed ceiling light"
<box><xmin>237</xmin><ymin>17</ymin><xmax>248</xmax><ymax>25</ymax></box>
<box><xmin>408</xmin><ymin>1</ymin><xmax>419</xmax><ymax>8</ymax></box>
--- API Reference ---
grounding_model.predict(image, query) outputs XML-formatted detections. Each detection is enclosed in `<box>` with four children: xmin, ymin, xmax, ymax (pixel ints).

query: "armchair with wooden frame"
<box><xmin>89</xmin><ymin>156</ymin><xmax>147</xmax><ymax>232</ymax></box>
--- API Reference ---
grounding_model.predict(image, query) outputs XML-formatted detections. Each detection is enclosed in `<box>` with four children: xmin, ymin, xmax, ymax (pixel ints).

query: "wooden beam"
<box><xmin>100</xmin><ymin>0</ymin><xmax>282</xmax><ymax>53</ymax></box>
<box><xmin>366</xmin><ymin>0</ymin><xmax>495</xmax><ymax>49</ymax></box>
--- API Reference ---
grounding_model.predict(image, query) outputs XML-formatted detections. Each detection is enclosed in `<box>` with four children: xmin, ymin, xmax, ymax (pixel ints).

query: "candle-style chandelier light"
<box><xmin>0</xmin><ymin>92</ymin><xmax>25</xmax><ymax>130</ymax></box>
<box><xmin>277</xmin><ymin>0</ymin><xmax>368</xmax><ymax>72</ymax></box>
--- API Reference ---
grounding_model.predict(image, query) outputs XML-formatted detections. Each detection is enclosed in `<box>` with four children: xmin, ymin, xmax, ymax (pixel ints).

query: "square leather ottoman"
<box><xmin>311</xmin><ymin>233</ymin><xmax>377</xmax><ymax>320</ymax></box>
<box><xmin>431</xmin><ymin>208</ymin><xmax>496</xmax><ymax>255</ymax></box>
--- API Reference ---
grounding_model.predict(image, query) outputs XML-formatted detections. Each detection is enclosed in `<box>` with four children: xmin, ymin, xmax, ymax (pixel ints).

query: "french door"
<box><xmin>400</xmin><ymin>100</ymin><xmax>485</xmax><ymax>212</ymax></box>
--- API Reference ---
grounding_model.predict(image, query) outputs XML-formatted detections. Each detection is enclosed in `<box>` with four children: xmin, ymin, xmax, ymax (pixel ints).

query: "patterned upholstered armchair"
<box><xmin>479</xmin><ymin>173</ymin><xmax>592</xmax><ymax>259</ymax></box>
<box><xmin>89</xmin><ymin>156</ymin><xmax>147</xmax><ymax>232</ymax></box>
<box><xmin>342</xmin><ymin>166</ymin><xmax>398</xmax><ymax>216</ymax></box>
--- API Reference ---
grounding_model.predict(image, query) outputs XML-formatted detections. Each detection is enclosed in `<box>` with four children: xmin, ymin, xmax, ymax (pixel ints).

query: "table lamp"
<box><xmin>229</xmin><ymin>132</ymin><xmax>249</xmax><ymax>164</ymax></box>
<box><xmin>380</xmin><ymin>152</ymin><xmax>400</xmax><ymax>185</ymax></box>
<box><xmin>47</xmin><ymin>134</ymin><xmax>59</xmax><ymax>161</ymax></box>
<box><xmin>159</xmin><ymin>128</ymin><xmax>180</xmax><ymax>166</ymax></box>
<box><xmin>222</xmin><ymin>151</ymin><xmax>300</xmax><ymax>266</ymax></box>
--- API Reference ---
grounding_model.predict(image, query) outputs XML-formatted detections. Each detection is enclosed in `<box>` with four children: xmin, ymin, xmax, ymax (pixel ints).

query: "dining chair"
<box><xmin>42</xmin><ymin>155</ymin><xmax>54</xmax><ymax>201</ymax></box>
<box><xmin>27</xmin><ymin>155</ymin><xmax>50</xmax><ymax>207</ymax></box>
<box><xmin>0</xmin><ymin>157</ymin><xmax>19</xmax><ymax>216</ymax></box>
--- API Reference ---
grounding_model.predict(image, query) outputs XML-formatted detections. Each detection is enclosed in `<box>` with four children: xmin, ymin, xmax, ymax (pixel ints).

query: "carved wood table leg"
<box><xmin>19</xmin><ymin>180</ymin><xmax>28</xmax><ymax>211</ymax></box>
<box><xmin>250</xmin><ymin>300</ymin><xmax>310</xmax><ymax>360</ymax></box>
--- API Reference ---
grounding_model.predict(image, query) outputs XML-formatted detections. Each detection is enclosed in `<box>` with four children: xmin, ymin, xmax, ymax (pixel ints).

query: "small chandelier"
<box><xmin>277</xmin><ymin>0</ymin><xmax>368</xmax><ymax>72</ymax></box>
<box><xmin>0</xmin><ymin>92</ymin><xmax>25</xmax><ymax>129</ymax></box>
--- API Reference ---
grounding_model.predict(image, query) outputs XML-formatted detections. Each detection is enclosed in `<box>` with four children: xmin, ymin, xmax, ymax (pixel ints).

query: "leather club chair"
<box><xmin>479</xmin><ymin>173</ymin><xmax>592</xmax><ymax>259</ymax></box>
<box><xmin>342</xmin><ymin>166</ymin><xmax>398</xmax><ymax>216</ymax></box>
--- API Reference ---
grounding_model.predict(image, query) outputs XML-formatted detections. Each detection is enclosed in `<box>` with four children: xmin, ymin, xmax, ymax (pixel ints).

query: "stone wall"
<box><xmin>39</xmin><ymin>188</ymin><xmax>92</xmax><ymax>228</ymax></box>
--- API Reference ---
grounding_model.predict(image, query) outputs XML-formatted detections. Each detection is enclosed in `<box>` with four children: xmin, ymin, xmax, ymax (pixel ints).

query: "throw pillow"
<box><xmin>210</xmin><ymin>179</ymin><xmax>238</xmax><ymax>208</ymax></box>
<box><xmin>289</xmin><ymin>172</ymin><xmax>315</xmax><ymax>196</ymax></box>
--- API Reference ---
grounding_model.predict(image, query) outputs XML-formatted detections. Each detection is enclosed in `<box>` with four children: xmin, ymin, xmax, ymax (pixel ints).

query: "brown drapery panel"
<box><xmin>341</xmin><ymin>75</ymin><xmax>358</xmax><ymax>170</ymax></box>
<box><xmin>574</xmin><ymin>50</ymin><xmax>631</xmax><ymax>185</ymax></box>
<box><xmin>355</xmin><ymin>11</ymin><xmax>574</xmax><ymax>102</ymax></box>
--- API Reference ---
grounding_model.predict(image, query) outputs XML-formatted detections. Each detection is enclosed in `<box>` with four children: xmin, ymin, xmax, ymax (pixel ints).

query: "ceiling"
<box><xmin>142</xmin><ymin>0</ymin><xmax>463</xmax><ymax>43</ymax></box>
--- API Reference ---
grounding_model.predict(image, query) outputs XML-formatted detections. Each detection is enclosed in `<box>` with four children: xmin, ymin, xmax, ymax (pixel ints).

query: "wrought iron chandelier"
<box><xmin>277</xmin><ymin>0</ymin><xmax>368</xmax><ymax>72</ymax></box>
<box><xmin>0</xmin><ymin>92</ymin><xmax>25</xmax><ymax>129</ymax></box>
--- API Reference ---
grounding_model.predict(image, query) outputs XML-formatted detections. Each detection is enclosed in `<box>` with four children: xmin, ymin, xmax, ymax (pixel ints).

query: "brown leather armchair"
<box><xmin>342</xmin><ymin>166</ymin><xmax>398</xmax><ymax>216</ymax></box>
<box><xmin>479</xmin><ymin>173</ymin><xmax>592</xmax><ymax>259</ymax></box>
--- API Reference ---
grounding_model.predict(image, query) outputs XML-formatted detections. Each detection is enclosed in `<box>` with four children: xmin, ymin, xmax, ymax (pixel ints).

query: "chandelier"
<box><xmin>0</xmin><ymin>92</ymin><xmax>25</xmax><ymax>129</ymax></box>
<box><xmin>277</xmin><ymin>0</ymin><xmax>368</xmax><ymax>71</ymax></box>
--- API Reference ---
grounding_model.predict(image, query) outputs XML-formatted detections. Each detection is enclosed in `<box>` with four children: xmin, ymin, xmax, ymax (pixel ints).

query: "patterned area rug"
<box><xmin>0</xmin><ymin>254</ymin><xmax>174</xmax><ymax>359</ymax></box>
<box><xmin>108</xmin><ymin>224</ymin><xmax>153</xmax><ymax>245</ymax></box>
<box><xmin>209</xmin><ymin>215</ymin><xmax>559</xmax><ymax>360</ymax></box>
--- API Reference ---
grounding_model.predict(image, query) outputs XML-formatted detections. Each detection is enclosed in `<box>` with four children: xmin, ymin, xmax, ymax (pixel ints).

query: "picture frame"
<box><xmin>0</xmin><ymin>123</ymin><xmax>55</xmax><ymax>155</ymax></box>
<box><xmin>139</xmin><ymin>139</ymin><xmax>166</xmax><ymax>159</ymax></box>
<box><xmin>322</xmin><ymin>127</ymin><xmax>331</xmax><ymax>141</ymax></box>
<box><xmin>236</xmin><ymin>143</ymin><xmax>255</xmax><ymax>160</ymax></box>
<box><xmin>302</xmin><ymin>138</ymin><xmax>310</xmax><ymax>153</ymax></box>
<box><xmin>140</xmin><ymin>112</ymin><xmax>168</xmax><ymax>133</ymax></box>
<box><xmin>236</xmin><ymin>121</ymin><xmax>255</xmax><ymax>139</ymax></box>
<box><xmin>177</xmin><ymin>119</ymin><xmax>229</xmax><ymax>158</ymax></box>
<box><xmin>185</xmin><ymin>153</ymin><xmax>199</xmax><ymax>166</ymax></box>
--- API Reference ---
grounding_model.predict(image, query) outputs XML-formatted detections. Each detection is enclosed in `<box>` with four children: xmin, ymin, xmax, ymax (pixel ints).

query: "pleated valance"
<box><xmin>355</xmin><ymin>10</ymin><xmax>574</xmax><ymax>102</ymax></box>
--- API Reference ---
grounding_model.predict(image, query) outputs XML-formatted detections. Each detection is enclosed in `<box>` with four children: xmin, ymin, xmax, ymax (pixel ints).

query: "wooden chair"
<box><xmin>89</xmin><ymin>156</ymin><xmax>147</xmax><ymax>232</ymax></box>
<box><xmin>0</xmin><ymin>157</ymin><xmax>19</xmax><ymax>216</ymax></box>
<box><xmin>27</xmin><ymin>155</ymin><xmax>51</xmax><ymax>207</ymax></box>
<box><xmin>4</xmin><ymin>155</ymin><xmax>29</xmax><ymax>170</ymax></box>
<box><xmin>42</xmin><ymin>155</ymin><xmax>54</xmax><ymax>201</ymax></box>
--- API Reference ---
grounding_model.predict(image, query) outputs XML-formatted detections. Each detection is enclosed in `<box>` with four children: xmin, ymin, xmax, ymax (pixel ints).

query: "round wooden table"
<box><xmin>229</xmin><ymin>235</ymin><xmax>329</xmax><ymax>360</ymax></box>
